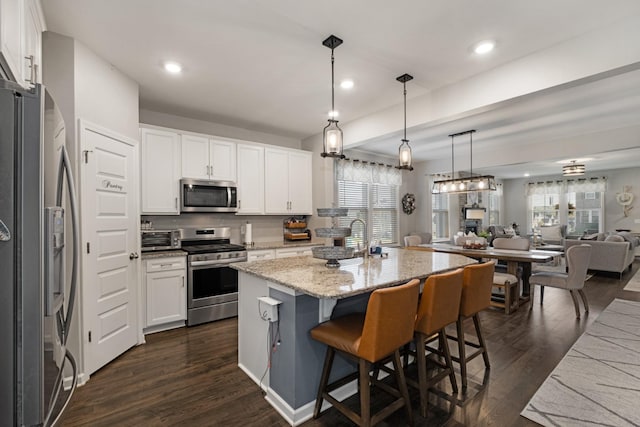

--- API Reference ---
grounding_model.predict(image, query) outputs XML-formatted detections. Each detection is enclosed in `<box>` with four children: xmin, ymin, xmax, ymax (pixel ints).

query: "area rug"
<box><xmin>520</xmin><ymin>299</ymin><xmax>640</xmax><ymax>426</ymax></box>
<box><xmin>622</xmin><ymin>267</ymin><xmax>640</xmax><ymax>292</ymax></box>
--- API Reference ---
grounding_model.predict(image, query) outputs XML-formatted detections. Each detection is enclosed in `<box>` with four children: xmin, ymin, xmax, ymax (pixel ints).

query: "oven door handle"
<box><xmin>190</xmin><ymin>259</ymin><xmax>245</xmax><ymax>267</ymax></box>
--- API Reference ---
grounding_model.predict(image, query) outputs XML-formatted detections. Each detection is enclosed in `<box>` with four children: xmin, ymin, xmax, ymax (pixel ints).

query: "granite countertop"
<box><xmin>141</xmin><ymin>250</ymin><xmax>187</xmax><ymax>260</ymax></box>
<box><xmin>231</xmin><ymin>247</ymin><xmax>477</xmax><ymax>299</ymax></box>
<box><xmin>245</xmin><ymin>240</ymin><xmax>324</xmax><ymax>251</ymax></box>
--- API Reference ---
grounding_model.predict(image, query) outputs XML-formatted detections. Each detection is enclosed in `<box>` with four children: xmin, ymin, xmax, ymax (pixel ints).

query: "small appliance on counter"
<box><xmin>141</xmin><ymin>229</ymin><xmax>182</xmax><ymax>252</ymax></box>
<box><xmin>284</xmin><ymin>216</ymin><xmax>311</xmax><ymax>241</ymax></box>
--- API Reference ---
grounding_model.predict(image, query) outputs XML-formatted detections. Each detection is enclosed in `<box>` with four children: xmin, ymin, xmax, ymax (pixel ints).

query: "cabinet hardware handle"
<box><xmin>175</xmin><ymin>197</ymin><xmax>178</xmax><ymax>209</ymax></box>
<box><xmin>24</xmin><ymin>55</ymin><xmax>35</xmax><ymax>84</ymax></box>
<box><xmin>238</xmin><ymin>200</ymin><xmax>241</xmax><ymax>209</ymax></box>
<box><xmin>182</xmin><ymin>277</ymin><xmax>185</xmax><ymax>288</ymax></box>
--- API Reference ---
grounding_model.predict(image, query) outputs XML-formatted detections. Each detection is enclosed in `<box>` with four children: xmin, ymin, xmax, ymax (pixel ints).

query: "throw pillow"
<box><xmin>596</xmin><ymin>233</ymin><xmax>606</xmax><ymax>241</ymax></box>
<box><xmin>580</xmin><ymin>233</ymin><xmax>598</xmax><ymax>241</ymax></box>
<box><xmin>604</xmin><ymin>234</ymin><xmax>625</xmax><ymax>242</ymax></box>
<box><xmin>540</xmin><ymin>225</ymin><xmax>563</xmax><ymax>241</ymax></box>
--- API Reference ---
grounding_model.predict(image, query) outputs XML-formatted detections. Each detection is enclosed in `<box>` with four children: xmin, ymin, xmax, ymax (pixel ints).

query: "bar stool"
<box><xmin>411</xmin><ymin>268</ymin><xmax>463</xmax><ymax>418</ymax></box>
<box><xmin>449</xmin><ymin>261</ymin><xmax>494</xmax><ymax>390</ymax></box>
<box><xmin>310</xmin><ymin>279</ymin><xmax>420</xmax><ymax>426</ymax></box>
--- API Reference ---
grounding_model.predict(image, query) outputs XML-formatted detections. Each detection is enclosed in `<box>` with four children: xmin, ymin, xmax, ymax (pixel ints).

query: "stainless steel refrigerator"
<box><xmin>1</xmin><ymin>78</ymin><xmax>80</xmax><ymax>426</ymax></box>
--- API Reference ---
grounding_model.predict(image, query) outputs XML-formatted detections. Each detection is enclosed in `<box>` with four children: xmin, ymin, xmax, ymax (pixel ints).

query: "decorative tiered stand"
<box><xmin>312</xmin><ymin>208</ymin><xmax>354</xmax><ymax>268</ymax></box>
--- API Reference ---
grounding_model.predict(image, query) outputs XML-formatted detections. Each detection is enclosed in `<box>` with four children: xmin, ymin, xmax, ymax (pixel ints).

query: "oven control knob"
<box><xmin>217</xmin><ymin>254</ymin><xmax>221</xmax><ymax>259</ymax></box>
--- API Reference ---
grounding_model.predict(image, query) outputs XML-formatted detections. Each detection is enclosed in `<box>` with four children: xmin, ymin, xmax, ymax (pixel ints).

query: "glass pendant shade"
<box><xmin>321</xmin><ymin>35</ymin><xmax>345</xmax><ymax>159</ymax></box>
<box><xmin>395</xmin><ymin>73</ymin><xmax>414</xmax><ymax>171</ymax></box>
<box><xmin>397</xmin><ymin>139</ymin><xmax>412</xmax><ymax>170</ymax></box>
<box><xmin>322</xmin><ymin>119</ymin><xmax>344</xmax><ymax>158</ymax></box>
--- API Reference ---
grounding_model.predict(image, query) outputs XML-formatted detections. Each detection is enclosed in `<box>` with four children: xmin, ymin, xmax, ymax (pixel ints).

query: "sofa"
<box><xmin>564</xmin><ymin>232</ymin><xmax>638</xmax><ymax>277</ymax></box>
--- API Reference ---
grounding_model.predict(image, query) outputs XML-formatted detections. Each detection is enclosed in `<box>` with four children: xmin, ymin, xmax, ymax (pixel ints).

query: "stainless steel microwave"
<box><xmin>180</xmin><ymin>179</ymin><xmax>238</xmax><ymax>213</ymax></box>
<box><xmin>141</xmin><ymin>229</ymin><xmax>182</xmax><ymax>252</ymax></box>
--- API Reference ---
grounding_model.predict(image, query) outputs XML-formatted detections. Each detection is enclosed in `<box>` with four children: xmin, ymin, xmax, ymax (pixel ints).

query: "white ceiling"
<box><xmin>42</xmin><ymin>1</ymin><xmax>640</xmax><ymax>178</ymax></box>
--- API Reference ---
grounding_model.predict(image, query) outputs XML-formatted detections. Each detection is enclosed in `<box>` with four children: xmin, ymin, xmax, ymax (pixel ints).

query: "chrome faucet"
<box><xmin>349</xmin><ymin>218</ymin><xmax>368</xmax><ymax>258</ymax></box>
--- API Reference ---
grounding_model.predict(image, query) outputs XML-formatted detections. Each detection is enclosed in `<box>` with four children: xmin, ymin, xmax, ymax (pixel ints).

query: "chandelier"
<box><xmin>562</xmin><ymin>160</ymin><xmax>586</xmax><ymax>176</ymax></box>
<box><xmin>432</xmin><ymin>130</ymin><xmax>497</xmax><ymax>194</ymax></box>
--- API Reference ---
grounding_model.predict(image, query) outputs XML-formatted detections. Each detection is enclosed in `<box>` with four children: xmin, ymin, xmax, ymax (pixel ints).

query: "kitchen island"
<box><xmin>232</xmin><ymin>248</ymin><xmax>476</xmax><ymax>426</ymax></box>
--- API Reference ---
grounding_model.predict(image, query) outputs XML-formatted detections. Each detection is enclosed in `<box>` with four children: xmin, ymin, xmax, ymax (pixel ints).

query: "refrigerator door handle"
<box><xmin>0</xmin><ymin>219</ymin><xmax>10</xmax><ymax>241</ymax></box>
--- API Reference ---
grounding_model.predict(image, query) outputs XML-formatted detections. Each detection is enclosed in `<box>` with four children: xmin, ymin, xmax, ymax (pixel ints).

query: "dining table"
<box><xmin>418</xmin><ymin>243</ymin><xmax>562</xmax><ymax>301</ymax></box>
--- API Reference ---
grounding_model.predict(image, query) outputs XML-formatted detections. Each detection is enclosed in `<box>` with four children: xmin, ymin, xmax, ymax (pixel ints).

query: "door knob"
<box><xmin>129</xmin><ymin>252</ymin><xmax>139</xmax><ymax>260</ymax></box>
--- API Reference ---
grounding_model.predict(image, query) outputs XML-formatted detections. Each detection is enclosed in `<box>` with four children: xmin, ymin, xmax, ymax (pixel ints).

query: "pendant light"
<box><xmin>562</xmin><ymin>160</ymin><xmax>586</xmax><ymax>176</ymax></box>
<box><xmin>395</xmin><ymin>73</ymin><xmax>414</xmax><ymax>171</ymax></box>
<box><xmin>321</xmin><ymin>35</ymin><xmax>345</xmax><ymax>159</ymax></box>
<box><xmin>432</xmin><ymin>130</ymin><xmax>497</xmax><ymax>194</ymax></box>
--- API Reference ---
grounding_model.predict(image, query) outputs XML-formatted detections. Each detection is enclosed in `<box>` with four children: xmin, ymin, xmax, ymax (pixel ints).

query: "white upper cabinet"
<box><xmin>0</xmin><ymin>0</ymin><xmax>43</xmax><ymax>88</ymax></box>
<box><xmin>236</xmin><ymin>143</ymin><xmax>264</xmax><ymax>215</ymax></box>
<box><xmin>140</xmin><ymin>127</ymin><xmax>181</xmax><ymax>214</ymax></box>
<box><xmin>181</xmin><ymin>134</ymin><xmax>237</xmax><ymax>182</ymax></box>
<box><xmin>264</xmin><ymin>148</ymin><xmax>312</xmax><ymax>215</ymax></box>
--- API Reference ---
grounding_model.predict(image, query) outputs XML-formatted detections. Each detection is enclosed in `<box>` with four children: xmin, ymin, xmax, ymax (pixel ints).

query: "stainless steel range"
<box><xmin>181</xmin><ymin>227</ymin><xmax>247</xmax><ymax>326</ymax></box>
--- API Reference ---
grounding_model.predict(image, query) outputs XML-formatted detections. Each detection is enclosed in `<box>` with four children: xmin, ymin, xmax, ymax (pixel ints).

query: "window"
<box><xmin>530</xmin><ymin>193</ymin><xmax>560</xmax><ymax>227</ymax></box>
<box><xmin>526</xmin><ymin>178</ymin><xmax>606</xmax><ymax>234</ymax></box>
<box><xmin>337</xmin><ymin>181</ymin><xmax>399</xmax><ymax>248</ymax></box>
<box><xmin>487</xmin><ymin>186</ymin><xmax>502</xmax><ymax>225</ymax></box>
<box><xmin>432</xmin><ymin>193</ymin><xmax>449</xmax><ymax>239</ymax></box>
<box><xmin>567</xmin><ymin>192</ymin><xmax>602</xmax><ymax>234</ymax></box>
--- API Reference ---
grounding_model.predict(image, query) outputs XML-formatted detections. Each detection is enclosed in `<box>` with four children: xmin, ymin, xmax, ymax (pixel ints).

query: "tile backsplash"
<box><xmin>141</xmin><ymin>213</ymin><xmax>293</xmax><ymax>244</ymax></box>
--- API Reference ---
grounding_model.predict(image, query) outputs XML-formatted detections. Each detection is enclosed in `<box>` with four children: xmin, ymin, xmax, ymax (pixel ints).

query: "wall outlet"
<box><xmin>258</xmin><ymin>296</ymin><xmax>282</xmax><ymax>322</ymax></box>
<box><xmin>635</xmin><ymin>218</ymin><xmax>640</xmax><ymax>224</ymax></box>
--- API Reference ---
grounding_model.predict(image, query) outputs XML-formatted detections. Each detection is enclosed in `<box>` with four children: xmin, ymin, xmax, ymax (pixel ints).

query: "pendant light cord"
<box><xmin>451</xmin><ymin>134</ymin><xmax>455</xmax><ymax>179</ymax></box>
<box><xmin>330</xmin><ymin>49</ymin><xmax>335</xmax><ymax>116</ymax></box>
<box><xmin>469</xmin><ymin>131</ymin><xmax>473</xmax><ymax>176</ymax></box>
<box><xmin>403</xmin><ymin>82</ymin><xmax>407</xmax><ymax>141</ymax></box>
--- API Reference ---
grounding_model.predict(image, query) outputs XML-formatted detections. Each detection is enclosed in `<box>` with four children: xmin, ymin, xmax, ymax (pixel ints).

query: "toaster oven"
<box><xmin>141</xmin><ymin>229</ymin><xmax>182</xmax><ymax>252</ymax></box>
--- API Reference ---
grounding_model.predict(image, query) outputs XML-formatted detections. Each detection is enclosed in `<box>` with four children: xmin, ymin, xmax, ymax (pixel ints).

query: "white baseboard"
<box><xmin>238</xmin><ymin>363</ymin><xmax>268</xmax><ymax>391</ymax></box>
<box><xmin>264</xmin><ymin>380</ymin><xmax>358</xmax><ymax>426</ymax></box>
<box><xmin>63</xmin><ymin>371</ymin><xmax>88</xmax><ymax>390</ymax></box>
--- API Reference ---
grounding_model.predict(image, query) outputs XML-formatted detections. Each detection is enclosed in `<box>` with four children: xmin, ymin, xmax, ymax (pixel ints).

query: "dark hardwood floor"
<box><xmin>60</xmin><ymin>261</ymin><xmax>640</xmax><ymax>426</ymax></box>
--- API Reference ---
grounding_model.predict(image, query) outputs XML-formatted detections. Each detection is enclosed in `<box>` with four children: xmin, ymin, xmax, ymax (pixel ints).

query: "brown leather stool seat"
<box><xmin>449</xmin><ymin>261</ymin><xmax>494</xmax><ymax>390</ymax></box>
<box><xmin>411</xmin><ymin>268</ymin><xmax>463</xmax><ymax>418</ymax></box>
<box><xmin>310</xmin><ymin>279</ymin><xmax>420</xmax><ymax>427</ymax></box>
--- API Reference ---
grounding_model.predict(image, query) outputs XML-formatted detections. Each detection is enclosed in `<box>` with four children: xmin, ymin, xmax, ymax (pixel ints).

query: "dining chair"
<box><xmin>529</xmin><ymin>244</ymin><xmax>592</xmax><ymax>318</ymax></box>
<box><xmin>488</xmin><ymin>238</ymin><xmax>530</xmax><ymax>314</ymax></box>
<box><xmin>310</xmin><ymin>279</ymin><xmax>420</xmax><ymax>426</ymax></box>
<box><xmin>404</xmin><ymin>235</ymin><xmax>422</xmax><ymax>247</ymax></box>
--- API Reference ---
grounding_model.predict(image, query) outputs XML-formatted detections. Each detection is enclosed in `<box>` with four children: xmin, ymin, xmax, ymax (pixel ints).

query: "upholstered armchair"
<box><xmin>537</xmin><ymin>224</ymin><xmax>567</xmax><ymax>245</ymax></box>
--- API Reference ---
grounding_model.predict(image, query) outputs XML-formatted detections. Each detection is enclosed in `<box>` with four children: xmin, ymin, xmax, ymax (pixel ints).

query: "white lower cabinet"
<box><xmin>275</xmin><ymin>247</ymin><xmax>314</xmax><ymax>258</ymax></box>
<box><xmin>247</xmin><ymin>249</ymin><xmax>276</xmax><ymax>262</ymax></box>
<box><xmin>143</xmin><ymin>255</ymin><xmax>187</xmax><ymax>333</ymax></box>
<box><xmin>247</xmin><ymin>246</ymin><xmax>316</xmax><ymax>261</ymax></box>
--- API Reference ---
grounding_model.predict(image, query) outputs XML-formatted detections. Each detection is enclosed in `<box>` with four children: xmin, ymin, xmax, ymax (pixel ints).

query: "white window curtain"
<box><xmin>335</xmin><ymin>160</ymin><xmax>402</xmax><ymax>185</ymax></box>
<box><xmin>526</xmin><ymin>177</ymin><xmax>606</xmax><ymax>195</ymax></box>
<box><xmin>566</xmin><ymin>177</ymin><xmax>607</xmax><ymax>193</ymax></box>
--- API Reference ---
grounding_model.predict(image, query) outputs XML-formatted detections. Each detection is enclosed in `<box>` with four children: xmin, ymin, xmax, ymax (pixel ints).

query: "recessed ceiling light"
<box><xmin>524</xmin><ymin>173</ymin><xmax>530</xmax><ymax>177</ymax></box>
<box><xmin>473</xmin><ymin>41</ymin><xmax>495</xmax><ymax>55</ymax></box>
<box><xmin>340</xmin><ymin>80</ymin><xmax>354</xmax><ymax>89</ymax></box>
<box><xmin>328</xmin><ymin>110</ymin><xmax>339</xmax><ymax>118</ymax></box>
<box><xmin>163</xmin><ymin>61</ymin><xmax>182</xmax><ymax>74</ymax></box>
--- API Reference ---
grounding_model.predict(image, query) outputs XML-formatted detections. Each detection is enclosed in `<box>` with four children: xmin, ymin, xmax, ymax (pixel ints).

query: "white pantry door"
<box><xmin>80</xmin><ymin>121</ymin><xmax>139</xmax><ymax>376</ymax></box>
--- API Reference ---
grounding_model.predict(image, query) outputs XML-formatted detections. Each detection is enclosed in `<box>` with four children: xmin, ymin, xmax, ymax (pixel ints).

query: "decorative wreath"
<box><xmin>402</xmin><ymin>193</ymin><xmax>416</xmax><ymax>215</ymax></box>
